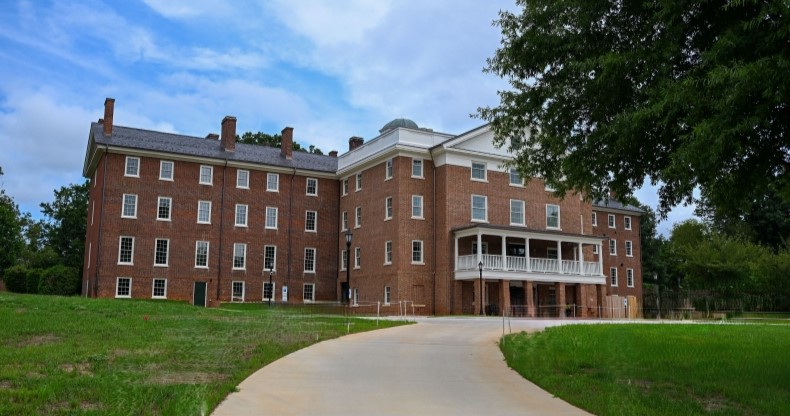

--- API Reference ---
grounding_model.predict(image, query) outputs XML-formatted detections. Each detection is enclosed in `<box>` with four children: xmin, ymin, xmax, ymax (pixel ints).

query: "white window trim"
<box><xmin>121</xmin><ymin>194</ymin><xmax>137</xmax><ymax>219</ymax></box>
<box><xmin>412</xmin><ymin>158</ymin><xmax>424</xmax><ymax>179</ymax></box>
<box><xmin>547</xmin><ymin>247</ymin><xmax>558</xmax><ymax>260</ymax></box>
<box><xmin>355</xmin><ymin>173</ymin><xmax>362</xmax><ymax>191</ymax></box>
<box><xmin>625</xmin><ymin>240</ymin><xmax>633</xmax><ymax>257</ymax></box>
<box><xmin>354</xmin><ymin>247</ymin><xmax>361</xmax><ymax>269</ymax></box>
<box><xmin>159</xmin><ymin>160</ymin><xmax>174</xmax><ymax>181</ymax></box>
<box><xmin>385</xmin><ymin>159</ymin><xmax>393</xmax><ymax>180</ymax></box>
<box><xmin>342</xmin><ymin>178</ymin><xmax>348</xmax><ymax>196</ymax></box>
<box><xmin>304</xmin><ymin>248</ymin><xmax>316</xmax><ymax>273</ymax></box>
<box><xmin>231</xmin><ymin>281</ymin><xmax>245</xmax><ymax>302</ymax></box>
<box><xmin>592</xmin><ymin>244</ymin><xmax>599</xmax><ymax>254</ymax></box>
<box><xmin>608</xmin><ymin>214</ymin><xmax>616</xmax><ymax>228</ymax></box>
<box><xmin>263</xmin><ymin>281</ymin><xmax>276</xmax><ymax>301</ymax></box>
<box><xmin>610</xmin><ymin>267</ymin><xmax>618</xmax><ymax>286</ymax></box>
<box><xmin>609</xmin><ymin>239</ymin><xmax>617</xmax><ymax>256</ymax></box>
<box><xmin>510</xmin><ymin>199</ymin><xmax>526</xmax><ymax>226</ymax></box>
<box><xmin>235</xmin><ymin>204</ymin><xmax>248</xmax><ymax>227</ymax></box>
<box><xmin>233</xmin><ymin>243</ymin><xmax>247</xmax><ymax>270</ymax></box>
<box><xmin>592</xmin><ymin>212</ymin><xmax>598</xmax><ymax>226</ymax></box>
<box><xmin>384</xmin><ymin>197</ymin><xmax>393</xmax><ymax>221</ymax></box>
<box><xmin>305</xmin><ymin>210</ymin><xmax>318</xmax><ymax>232</ymax></box>
<box><xmin>236</xmin><ymin>169</ymin><xmax>250</xmax><ymax>189</ymax></box>
<box><xmin>546</xmin><ymin>204</ymin><xmax>561</xmax><ymax>230</ymax></box>
<box><xmin>197</xmin><ymin>200</ymin><xmax>212</xmax><ymax>224</ymax></box>
<box><xmin>152</xmin><ymin>278</ymin><xmax>167</xmax><ymax>299</ymax></box>
<box><xmin>627</xmin><ymin>268</ymin><xmax>635</xmax><ymax>287</ymax></box>
<box><xmin>472</xmin><ymin>241</ymin><xmax>489</xmax><ymax>255</ymax></box>
<box><xmin>267</xmin><ymin>173</ymin><xmax>279</xmax><ymax>192</ymax></box>
<box><xmin>91</xmin><ymin>201</ymin><xmax>95</xmax><ymax>226</ymax></box>
<box><xmin>508</xmin><ymin>168</ymin><xmax>524</xmax><ymax>187</ymax></box>
<box><xmin>341</xmin><ymin>249</ymin><xmax>347</xmax><ymax>271</ymax></box>
<box><xmin>115</xmin><ymin>277</ymin><xmax>132</xmax><ymax>298</ymax></box>
<box><xmin>157</xmin><ymin>196</ymin><xmax>172</xmax><ymax>222</ymax></box>
<box><xmin>124</xmin><ymin>156</ymin><xmax>140</xmax><ymax>178</ymax></box>
<box><xmin>118</xmin><ymin>236</ymin><xmax>134</xmax><ymax>265</ymax></box>
<box><xmin>411</xmin><ymin>195</ymin><xmax>424</xmax><ymax>219</ymax></box>
<box><xmin>195</xmin><ymin>240</ymin><xmax>209</xmax><ymax>269</ymax></box>
<box><xmin>306</xmin><ymin>178</ymin><xmax>318</xmax><ymax>196</ymax></box>
<box><xmin>154</xmin><ymin>238</ymin><xmax>169</xmax><ymax>267</ymax></box>
<box><xmin>341</xmin><ymin>211</ymin><xmax>348</xmax><ymax>231</ymax></box>
<box><xmin>199</xmin><ymin>165</ymin><xmax>213</xmax><ymax>185</ymax></box>
<box><xmin>264</xmin><ymin>245</ymin><xmax>277</xmax><ymax>272</ymax></box>
<box><xmin>265</xmin><ymin>207</ymin><xmax>278</xmax><ymax>230</ymax></box>
<box><xmin>412</xmin><ymin>240</ymin><xmax>424</xmax><ymax>265</ymax></box>
<box><xmin>624</xmin><ymin>216</ymin><xmax>632</xmax><ymax>230</ymax></box>
<box><xmin>384</xmin><ymin>241</ymin><xmax>392</xmax><ymax>265</ymax></box>
<box><xmin>471</xmin><ymin>194</ymin><xmax>488</xmax><ymax>223</ymax></box>
<box><xmin>470</xmin><ymin>161</ymin><xmax>487</xmax><ymax>182</ymax></box>
<box><xmin>384</xmin><ymin>286</ymin><xmax>391</xmax><ymax>305</ymax></box>
<box><xmin>303</xmin><ymin>283</ymin><xmax>316</xmax><ymax>303</ymax></box>
<box><xmin>355</xmin><ymin>207</ymin><xmax>361</xmax><ymax>228</ymax></box>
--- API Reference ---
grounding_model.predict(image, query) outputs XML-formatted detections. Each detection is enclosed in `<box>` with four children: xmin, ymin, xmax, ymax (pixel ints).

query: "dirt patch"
<box><xmin>17</xmin><ymin>333</ymin><xmax>59</xmax><ymax>347</ymax></box>
<box><xmin>698</xmin><ymin>395</ymin><xmax>729</xmax><ymax>413</ymax></box>
<box><xmin>148</xmin><ymin>371</ymin><xmax>227</xmax><ymax>385</ymax></box>
<box><xmin>0</xmin><ymin>380</ymin><xmax>12</xmax><ymax>389</ymax></box>
<box><xmin>59</xmin><ymin>363</ymin><xmax>93</xmax><ymax>376</ymax></box>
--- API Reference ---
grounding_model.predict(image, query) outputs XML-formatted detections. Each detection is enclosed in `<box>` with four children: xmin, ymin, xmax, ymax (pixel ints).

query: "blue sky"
<box><xmin>0</xmin><ymin>0</ymin><xmax>694</xmax><ymax>234</ymax></box>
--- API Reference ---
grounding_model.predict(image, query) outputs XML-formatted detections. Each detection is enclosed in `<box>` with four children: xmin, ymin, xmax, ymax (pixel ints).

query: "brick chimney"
<box><xmin>281</xmin><ymin>127</ymin><xmax>293</xmax><ymax>160</ymax></box>
<box><xmin>206</xmin><ymin>133</ymin><xmax>219</xmax><ymax>140</ymax></box>
<box><xmin>349</xmin><ymin>136</ymin><xmax>364</xmax><ymax>151</ymax></box>
<box><xmin>221</xmin><ymin>116</ymin><xmax>236</xmax><ymax>152</ymax></box>
<box><xmin>103</xmin><ymin>98</ymin><xmax>115</xmax><ymax>136</ymax></box>
<box><xmin>328</xmin><ymin>150</ymin><xmax>338</xmax><ymax>157</ymax></box>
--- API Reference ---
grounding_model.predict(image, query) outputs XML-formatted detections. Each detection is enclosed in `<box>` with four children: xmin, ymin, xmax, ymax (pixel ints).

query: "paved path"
<box><xmin>213</xmin><ymin>317</ymin><xmax>592</xmax><ymax>416</ymax></box>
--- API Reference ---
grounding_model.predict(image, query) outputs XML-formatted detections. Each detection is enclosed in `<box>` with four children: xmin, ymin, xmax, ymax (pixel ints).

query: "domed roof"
<box><xmin>379</xmin><ymin>118</ymin><xmax>418</xmax><ymax>133</ymax></box>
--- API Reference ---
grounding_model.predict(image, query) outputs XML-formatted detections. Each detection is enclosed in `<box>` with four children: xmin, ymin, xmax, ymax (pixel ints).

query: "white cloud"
<box><xmin>141</xmin><ymin>0</ymin><xmax>235</xmax><ymax>19</ymax></box>
<box><xmin>270</xmin><ymin>0</ymin><xmax>393</xmax><ymax>46</ymax></box>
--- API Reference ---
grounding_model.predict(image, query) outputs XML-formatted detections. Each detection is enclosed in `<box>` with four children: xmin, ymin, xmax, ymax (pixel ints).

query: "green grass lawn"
<box><xmin>0</xmin><ymin>293</ymin><xmax>404</xmax><ymax>415</ymax></box>
<box><xmin>501</xmin><ymin>324</ymin><xmax>790</xmax><ymax>416</ymax></box>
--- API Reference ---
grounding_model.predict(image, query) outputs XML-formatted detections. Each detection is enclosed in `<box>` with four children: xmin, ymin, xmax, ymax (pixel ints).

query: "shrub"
<box><xmin>38</xmin><ymin>265</ymin><xmax>80</xmax><ymax>296</ymax></box>
<box><xmin>2</xmin><ymin>264</ymin><xmax>28</xmax><ymax>293</ymax></box>
<box><xmin>25</xmin><ymin>268</ymin><xmax>43</xmax><ymax>294</ymax></box>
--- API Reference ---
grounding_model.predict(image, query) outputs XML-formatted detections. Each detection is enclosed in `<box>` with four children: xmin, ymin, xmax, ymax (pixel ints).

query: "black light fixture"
<box><xmin>345</xmin><ymin>230</ymin><xmax>353</xmax><ymax>305</ymax></box>
<box><xmin>268</xmin><ymin>265</ymin><xmax>274</xmax><ymax>307</ymax></box>
<box><xmin>478</xmin><ymin>260</ymin><xmax>484</xmax><ymax>316</ymax></box>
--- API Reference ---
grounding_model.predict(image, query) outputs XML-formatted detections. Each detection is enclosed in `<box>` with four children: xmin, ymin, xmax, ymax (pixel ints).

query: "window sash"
<box><xmin>125</xmin><ymin>157</ymin><xmax>139</xmax><ymax>177</ymax></box>
<box><xmin>199</xmin><ymin>166</ymin><xmax>213</xmax><ymax>185</ymax></box>
<box><xmin>412</xmin><ymin>195</ymin><xmax>423</xmax><ymax>218</ymax></box>
<box><xmin>235</xmin><ymin>204</ymin><xmax>248</xmax><ymax>227</ymax></box>
<box><xmin>609</xmin><ymin>240</ymin><xmax>617</xmax><ymax>255</ymax></box>
<box><xmin>159</xmin><ymin>161</ymin><xmax>173</xmax><ymax>180</ymax></box>
<box><xmin>118</xmin><ymin>237</ymin><xmax>134</xmax><ymax>264</ymax></box>
<box><xmin>546</xmin><ymin>205</ymin><xmax>560</xmax><ymax>228</ymax></box>
<box><xmin>610</xmin><ymin>268</ymin><xmax>618</xmax><ymax>286</ymax></box>
<box><xmin>472</xmin><ymin>195</ymin><xmax>487</xmax><ymax>221</ymax></box>
<box><xmin>267</xmin><ymin>173</ymin><xmax>279</xmax><ymax>191</ymax></box>
<box><xmin>412</xmin><ymin>159</ymin><xmax>423</xmax><ymax>177</ymax></box>
<box><xmin>303</xmin><ymin>284</ymin><xmax>315</xmax><ymax>302</ymax></box>
<box><xmin>116</xmin><ymin>278</ymin><xmax>131</xmax><ymax>297</ymax></box>
<box><xmin>265</xmin><ymin>207</ymin><xmax>278</xmax><ymax>229</ymax></box>
<box><xmin>509</xmin><ymin>168</ymin><xmax>522</xmax><ymax>185</ymax></box>
<box><xmin>355</xmin><ymin>247</ymin><xmax>361</xmax><ymax>268</ymax></box>
<box><xmin>385</xmin><ymin>159</ymin><xmax>393</xmax><ymax>179</ymax></box>
<box><xmin>355</xmin><ymin>207</ymin><xmax>361</xmax><ymax>227</ymax></box>
<box><xmin>236</xmin><ymin>170</ymin><xmax>249</xmax><ymax>188</ymax></box>
<box><xmin>385</xmin><ymin>198</ymin><xmax>392</xmax><ymax>219</ymax></box>
<box><xmin>122</xmin><ymin>194</ymin><xmax>137</xmax><ymax>218</ymax></box>
<box><xmin>195</xmin><ymin>241</ymin><xmax>209</xmax><ymax>267</ymax></box>
<box><xmin>510</xmin><ymin>200</ymin><xmax>525</xmax><ymax>225</ymax></box>
<box><xmin>305</xmin><ymin>211</ymin><xmax>317</xmax><ymax>231</ymax></box>
<box><xmin>197</xmin><ymin>201</ymin><xmax>211</xmax><ymax>223</ymax></box>
<box><xmin>154</xmin><ymin>239</ymin><xmax>169</xmax><ymax>266</ymax></box>
<box><xmin>304</xmin><ymin>248</ymin><xmax>316</xmax><ymax>272</ymax></box>
<box><xmin>264</xmin><ymin>246</ymin><xmax>276</xmax><ymax>271</ymax></box>
<box><xmin>471</xmin><ymin>162</ymin><xmax>486</xmax><ymax>180</ymax></box>
<box><xmin>233</xmin><ymin>244</ymin><xmax>246</xmax><ymax>269</ymax></box>
<box><xmin>412</xmin><ymin>241</ymin><xmax>423</xmax><ymax>263</ymax></box>
<box><xmin>152</xmin><ymin>279</ymin><xmax>167</xmax><ymax>298</ymax></box>
<box><xmin>385</xmin><ymin>241</ymin><xmax>392</xmax><ymax>264</ymax></box>
<box><xmin>157</xmin><ymin>197</ymin><xmax>171</xmax><ymax>220</ymax></box>
<box><xmin>306</xmin><ymin>178</ymin><xmax>318</xmax><ymax>195</ymax></box>
<box><xmin>356</xmin><ymin>173</ymin><xmax>362</xmax><ymax>190</ymax></box>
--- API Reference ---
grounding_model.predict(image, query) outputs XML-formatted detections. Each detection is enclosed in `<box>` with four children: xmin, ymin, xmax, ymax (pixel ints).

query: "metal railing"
<box><xmin>457</xmin><ymin>255</ymin><xmax>601</xmax><ymax>276</ymax></box>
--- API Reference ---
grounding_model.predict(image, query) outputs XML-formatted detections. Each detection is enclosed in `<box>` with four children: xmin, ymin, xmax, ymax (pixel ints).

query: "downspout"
<box><xmin>93</xmin><ymin>143</ymin><xmax>109</xmax><ymax>298</ymax></box>
<box><xmin>287</xmin><ymin>167</ymin><xmax>296</xmax><ymax>299</ymax></box>
<box><xmin>428</xmin><ymin>147</ymin><xmax>437</xmax><ymax>314</ymax></box>
<box><xmin>216</xmin><ymin>159</ymin><xmax>228</xmax><ymax>303</ymax></box>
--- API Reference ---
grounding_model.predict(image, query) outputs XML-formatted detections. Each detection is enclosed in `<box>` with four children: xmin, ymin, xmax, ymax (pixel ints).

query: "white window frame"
<box><xmin>121</xmin><ymin>194</ymin><xmax>137</xmax><ymax>219</ymax></box>
<box><xmin>265</xmin><ymin>207</ymin><xmax>278</xmax><ymax>230</ymax></box>
<box><xmin>197</xmin><ymin>200</ymin><xmax>211</xmax><ymax>224</ymax></box>
<box><xmin>91</xmin><ymin>201</ymin><xmax>95</xmax><ymax>226</ymax></box>
<box><xmin>610</xmin><ymin>267</ymin><xmax>618</xmax><ymax>286</ymax></box>
<box><xmin>384</xmin><ymin>241</ymin><xmax>392</xmax><ymax>265</ymax></box>
<box><xmin>356</xmin><ymin>173</ymin><xmax>362</xmax><ymax>191</ymax></box>
<box><xmin>355</xmin><ymin>207</ymin><xmax>361</xmax><ymax>228</ymax></box>
<box><xmin>233</xmin><ymin>243</ymin><xmax>247</xmax><ymax>270</ymax></box>
<box><xmin>353</xmin><ymin>288</ymin><xmax>359</xmax><ymax>306</ymax></box>
<box><xmin>116</xmin><ymin>277</ymin><xmax>132</xmax><ymax>298</ymax></box>
<box><xmin>385</xmin><ymin>197</ymin><xmax>393</xmax><ymax>220</ymax></box>
<box><xmin>608</xmin><ymin>214</ymin><xmax>616</xmax><ymax>228</ymax></box>
<box><xmin>609</xmin><ymin>239</ymin><xmax>617</xmax><ymax>255</ymax></box>
<box><xmin>342</xmin><ymin>178</ymin><xmax>348</xmax><ymax>196</ymax></box>
<box><xmin>341</xmin><ymin>249</ymin><xmax>348</xmax><ymax>271</ymax></box>
<box><xmin>231</xmin><ymin>281</ymin><xmax>245</xmax><ymax>302</ymax></box>
<box><xmin>154</xmin><ymin>238</ymin><xmax>169</xmax><ymax>267</ymax></box>
<box><xmin>306</xmin><ymin>178</ymin><xmax>318</xmax><ymax>196</ymax></box>
<box><xmin>509</xmin><ymin>168</ymin><xmax>523</xmax><ymax>186</ymax></box>
<box><xmin>547</xmin><ymin>247</ymin><xmax>558</xmax><ymax>260</ymax></box>
<box><xmin>305</xmin><ymin>211</ymin><xmax>317</xmax><ymax>232</ymax></box>
<box><xmin>263</xmin><ymin>281</ymin><xmax>276</xmax><ymax>301</ymax></box>
<box><xmin>471</xmin><ymin>195</ymin><xmax>487</xmax><ymax>222</ymax></box>
<box><xmin>412</xmin><ymin>240</ymin><xmax>424</xmax><ymax>264</ymax></box>
<box><xmin>159</xmin><ymin>160</ymin><xmax>174</xmax><ymax>181</ymax></box>
<box><xmin>304</xmin><ymin>248</ymin><xmax>316</xmax><ymax>273</ymax></box>
<box><xmin>384</xmin><ymin>286</ymin><xmax>391</xmax><ymax>305</ymax></box>
<box><xmin>195</xmin><ymin>241</ymin><xmax>209</xmax><ymax>268</ymax></box>
<box><xmin>152</xmin><ymin>278</ymin><xmax>167</xmax><ymax>299</ymax></box>
<box><xmin>625</xmin><ymin>240</ymin><xmax>633</xmax><ymax>257</ymax></box>
<box><xmin>236</xmin><ymin>169</ymin><xmax>249</xmax><ymax>189</ymax></box>
<box><xmin>471</xmin><ymin>161</ymin><xmax>487</xmax><ymax>181</ymax></box>
<box><xmin>235</xmin><ymin>204</ymin><xmax>248</xmax><ymax>227</ymax></box>
<box><xmin>546</xmin><ymin>204</ymin><xmax>561</xmax><ymax>229</ymax></box>
<box><xmin>199</xmin><ymin>165</ymin><xmax>213</xmax><ymax>185</ymax></box>
<box><xmin>412</xmin><ymin>195</ymin><xmax>423</xmax><ymax>219</ymax></box>
<box><xmin>412</xmin><ymin>158</ymin><xmax>423</xmax><ymax>178</ymax></box>
<box><xmin>593</xmin><ymin>244</ymin><xmax>599</xmax><ymax>254</ymax></box>
<box><xmin>303</xmin><ymin>283</ymin><xmax>315</xmax><ymax>303</ymax></box>
<box><xmin>125</xmin><ymin>156</ymin><xmax>140</xmax><ymax>177</ymax></box>
<box><xmin>510</xmin><ymin>199</ymin><xmax>525</xmax><ymax>226</ymax></box>
<box><xmin>624</xmin><ymin>216</ymin><xmax>632</xmax><ymax>230</ymax></box>
<box><xmin>355</xmin><ymin>247</ymin><xmax>361</xmax><ymax>269</ymax></box>
<box><xmin>385</xmin><ymin>159</ymin><xmax>393</xmax><ymax>180</ymax></box>
<box><xmin>342</xmin><ymin>211</ymin><xmax>348</xmax><ymax>231</ymax></box>
<box><xmin>472</xmin><ymin>241</ymin><xmax>489</xmax><ymax>255</ymax></box>
<box><xmin>118</xmin><ymin>236</ymin><xmax>134</xmax><ymax>265</ymax></box>
<box><xmin>627</xmin><ymin>268</ymin><xmax>634</xmax><ymax>287</ymax></box>
<box><xmin>592</xmin><ymin>212</ymin><xmax>598</xmax><ymax>226</ymax></box>
<box><xmin>157</xmin><ymin>196</ymin><xmax>172</xmax><ymax>221</ymax></box>
<box><xmin>264</xmin><ymin>245</ymin><xmax>277</xmax><ymax>271</ymax></box>
<box><xmin>267</xmin><ymin>173</ymin><xmax>279</xmax><ymax>192</ymax></box>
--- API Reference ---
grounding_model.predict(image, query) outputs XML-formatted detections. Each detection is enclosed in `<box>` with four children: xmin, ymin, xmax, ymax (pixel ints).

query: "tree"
<box><xmin>236</xmin><ymin>132</ymin><xmax>324</xmax><ymax>154</ymax></box>
<box><xmin>39</xmin><ymin>181</ymin><xmax>89</xmax><ymax>271</ymax></box>
<box><xmin>479</xmin><ymin>0</ymin><xmax>790</xmax><ymax>218</ymax></box>
<box><xmin>0</xmin><ymin>168</ymin><xmax>23</xmax><ymax>280</ymax></box>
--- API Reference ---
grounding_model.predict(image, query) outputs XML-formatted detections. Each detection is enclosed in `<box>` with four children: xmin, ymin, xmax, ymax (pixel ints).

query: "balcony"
<box><xmin>457</xmin><ymin>254</ymin><xmax>602</xmax><ymax>276</ymax></box>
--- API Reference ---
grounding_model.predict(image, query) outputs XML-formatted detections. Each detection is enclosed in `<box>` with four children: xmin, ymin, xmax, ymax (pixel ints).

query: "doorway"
<box><xmin>193</xmin><ymin>281</ymin><xmax>207</xmax><ymax>307</ymax></box>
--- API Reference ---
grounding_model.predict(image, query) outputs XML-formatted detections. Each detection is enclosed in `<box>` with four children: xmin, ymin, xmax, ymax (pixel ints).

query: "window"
<box><xmin>197</xmin><ymin>200</ymin><xmax>211</xmax><ymax>224</ymax></box>
<box><xmin>509</xmin><ymin>168</ymin><xmax>522</xmax><ymax>185</ymax></box>
<box><xmin>342</xmin><ymin>211</ymin><xmax>348</xmax><ymax>231</ymax></box>
<box><xmin>625</xmin><ymin>241</ymin><xmax>633</xmax><ymax>257</ymax></box>
<box><xmin>412</xmin><ymin>195</ymin><xmax>423</xmax><ymax>219</ymax></box>
<box><xmin>356</xmin><ymin>173</ymin><xmax>362</xmax><ymax>191</ymax></box>
<box><xmin>353</xmin><ymin>288</ymin><xmax>358</xmax><ymax>306</ymax></box>
<box><xmin>546</xmin><ymin>204</ymin><xmax>560</xmax><ymax>229</ymax></box>
<box><xmin>116</xmin><ymin>277</ymin><xmax>131</xmax><ymax>298</ymax></box>
<box><xmin>544</xmin><ymin>181</ymin><xmax>556</xmax><ymax>192</ymax></box>
<box><xmin>152</xmin><ymin>279</ymin><xmax>167</xmax><ymax>299</ymax></box>
<box><xmin>193</xmin><ymin>241</ymin><xmax>209</xmax><ymax>268</ymax></box>
<box><xmin>471</xmin><ymin>162</ymin><xmax>486</xmax><ymax>181</ymax></box>
<box><xmin>264</xmin><ymin>245</ymin><xmax>276</xmax><ymax>271</ymax></box>
<box><xmin>91</xmin><ymin>201</ymin><xmax>95</xmax><ymax>225</ymax></box>
<box><xmin>232</xmin><ymin>281</ymin><xmax>245</xmax><ymax>302</ymax></box>
<box><xmin>157</xmin><ymin>197</ymin><xmax>172</xmax><ymax>221</ymax></box>
<box><xmin>608</xmin><ymin>214</ymin><xmax>616</xmax><ymax>228</ymax></box>
<box><xmin>263</xmin><ymin>282</ymin><xmax>275</xmax><ymax>301</ymax></box>
<box><xmin>627</xmin><ymin>269</ymin><xmax>634</xmax><ymax>287</ymax></box>
<box><xmin>385</xmin><ymin>241</ymin><xmax>392</xmax><ymax>265</ymax></box>
<box><xmin>385</xmin><ymin>197</ymin><xmax>393</xmax><ymax>220</ymax></box>
<box><xmin>609</xmin><ymin>239</ymin><xmax>617</xmax><ymax>255</ymax></box>
<box><xmin>384</xmin><ymin>286</ymin><xmax>391</xmax><ymax>305</ymax></box>
<box><xmin>125</xmin><ymin>156</ymin><xmax>140</xmax><ymax>177</ymax></box>
<box><xmin>341</xmin><ymin>250</ymin><xmax>348</xmax><ymax>270</ymax></box>
<box><xmin>610</xmin><ymin>267</ymin><xmax>618</xmax><ymax>286</ymax></box>
<box><xmin>159</xmin><ymin>161</ymin><xmax>174</xmax><ymax>181</ymax></box>
<box><xmin>237</xmin><ymin>169</ymin><xmax>249</xmax><ymax>189</ymax></box>
<box><xmin>199</xmin><ymin>165</ymin><xmax>213</xmax><ymax>185</ymax></box>
<box><xmin>118</xmin><ymin>236</ymin><xmax>134</xmax><ymax>265</ymax></box>
<box><xmin>593</xmin><ymin>244</ymin><xmax>599</xmax><ymax>254</ymax></box>
<box><xmin>342</xmin><ymin>178</ymin><xmax>348</xmax><ymax>195</ymax></box>
<box><xmin>306</xmin><ymin>178</ymin><xmax>318</xmax><ymax>196</ymax></box>
<box><xmin>385</xmin><ymin>159</ymin><xmax>393</xmax><ymax>179</ymax></box>
<box><xmin>233</xmin><ymin>243</ymin><xmax>246</xmax><ymax>270</ymax></box>
<box><xmin>154</xmin><ymin>239</ymin><xmax>169</xmax><ymax>266</ymax></box>
<box><xmin>510</xmin><ymin>200</ymin><xmax>525</xmax><ymax>226</ymax></box>
<box><xmin>303</xmin><ymin>284</ymin><xmax>315</xmax><ymax>302</ymax></box>
<box><xmin>235</xmin><ymin>204</ymin><xmax>248</xmax><ymax>227</ymax></box>
<box><xmin>472</xmin><ymin>241</ymin><xmax>489</xmax><ymax>254</ymax></box>
<box><xmin>304</xmin><ymin>248</ymin><xmax>316</xmax><ymax>273</ymax></box>
<box><xmin>122</xmin><ymin>194</ymin><xmax>137</xmax><ymax>218</ymax></box>
<box><xmin>305</xmin><ymin>211</ymin><xmax>317</xmax><ymax>232</ymax></box>
<box><xmin>412</xmin><ymin>240</ymin><xmax>423</xmax><ymax>264</ymax></box>
<box><xmin>355</xmin><ymin>207</ymin><xmax>362</xmax><ymax>228</ymax></box>
<box><xmin>267</xmin><ymin>173</ymin><xmax>279</xmax><ymax>191</ymax></box>
<box><xmin>265</xmin><ymin>207</ymin><xmax>278</xmax><ymax>229</ymax></box>
<box><xmin>547</xmin><ymin>247</ymin><xmax>558</xmax><ymax>260</ymax></box>
<box><xmin>412</xmin><ymin>159</ymin><xmax>423</xmax><ymax>178</ymax></box>
<box><xmin>355</xmin><ymin>247</ymin><xmax>361</xmax><ymax>269</ymax></box>
<box><xmin>592</xmin><ymin>212</ymin><xmax>597</xmax><ymax>226</ymax></box>
<box><xmin>471</xmin><ymin>195</ymin><xmax>487</xmax><ymax>222</ymax></box>
<box><xmin>624</xmin><ymin>216</ymin><xmax>632</xmax><ymax>230</ymax></box>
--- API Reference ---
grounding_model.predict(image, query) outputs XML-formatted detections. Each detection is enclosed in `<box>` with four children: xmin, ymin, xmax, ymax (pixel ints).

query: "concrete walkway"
<box><xmin>212</xmin><ymin>317</ymin><xmax>592</xmax><ymax>416</ymax></box>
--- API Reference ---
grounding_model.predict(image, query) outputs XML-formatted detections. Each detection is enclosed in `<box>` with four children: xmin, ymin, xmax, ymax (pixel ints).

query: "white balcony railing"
<box><xmin>457</xmin><ymin>254</ymin><xmax>601</xmax><ymax>277</ymax></box>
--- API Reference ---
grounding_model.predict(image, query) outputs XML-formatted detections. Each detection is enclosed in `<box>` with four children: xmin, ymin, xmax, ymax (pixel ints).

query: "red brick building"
<box><xmin>83</xmin><ymin>100</ymin><xmax>641</xmax><ymax>315</ymax></box>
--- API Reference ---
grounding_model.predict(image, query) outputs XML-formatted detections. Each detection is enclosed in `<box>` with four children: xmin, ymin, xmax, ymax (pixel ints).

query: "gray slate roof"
<box><xmin>592</xmin><ymin>197</ymin><xmax>643</xmax><ymax>213</ymax></box>
<box><xmin>91</xmin><ymin>123</ymin><xmax>338</xmax><ymax>173</ymax></box>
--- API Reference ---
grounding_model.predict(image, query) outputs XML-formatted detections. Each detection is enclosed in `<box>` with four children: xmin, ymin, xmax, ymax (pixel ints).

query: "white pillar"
<box><xmin>557</xmin><ymin>240</ymin><xmax>563</xmax><ymax>274</ymax></box>
<box><xmin>454</xmin><ymin>236</ymin><xmax>459</xmax><ymax>271</ymax></box>
<box><xmin>501</xmin><ymin>235</ymin><xmax>507</xmax><ymax>271</ymax></box>
<box><xmin>578</xmin><ymin>242</ymin><xmax>584</xmax><ymax>275</ymax></box>
<box><xmin>477</xmin><ymin>232</ymin><xmax>482</xmax><ymax>265</ymax></box>
<box><xmin>526</xmin><ymin>238</ymin><xmax>531</xmax><ymax>272</ymax></box>
<box><xmin>598</xmin><ymin>243</ymin><xmax>604</xmax><ymax>276</ymax></box>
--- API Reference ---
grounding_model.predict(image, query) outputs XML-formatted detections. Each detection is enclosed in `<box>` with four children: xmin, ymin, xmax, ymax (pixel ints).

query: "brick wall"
<box><xmin>593</xmin><ymin>209</ymin><xmax>643</xmax><ymax>306</ymax></box>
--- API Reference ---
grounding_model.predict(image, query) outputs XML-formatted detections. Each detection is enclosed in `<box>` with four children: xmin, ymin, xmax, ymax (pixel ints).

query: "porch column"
<box><xmin>525</xmin><ymin>238</ymin><xmax>531</xmax><ymax>272</ymax></box>
<box><xmin>476</xmin><ymin>232</ymin><xmax>482</xmax><ymax>265</ymax></box>
<box><xmin>525</xmin><ymin>281</ymin><xmax>535</xmax><ymax>317</ymax></box>
<box><xmin>556</xmin><ymin>282</ymin><xmax>566</xmax><ymax>319</ymax></box>
<box><xmin>598</xmin><ymin>244</ymin><xmax>604</xmax><ymax>276</ymax></box>
<box><xmin>501</xmin><ymin>235</ymin><xmax>507</xmax><ymax>271</ymax></box>
<box><xmin>474</xmin><ymin>278</ymin><xmax>483</xmax><ymax>315</ymax></box>
<box><xmin>578</xmin><ymin>242</ymin><xmax>584</xmax><ymax>275</ymax></box>
<box><xmin>500</xmin><ymin>280</ymin><xmax>511</xmax><ymax>316</ymax></box>
<box><xmin>454</xmin><ymin>236</ymin><xmax>458</xmax><ymax>271</ymax></box>
<box><xmin>557</xmin><ymin>240</ymin><xmax>563</xmax><ymax>274</ymax></box>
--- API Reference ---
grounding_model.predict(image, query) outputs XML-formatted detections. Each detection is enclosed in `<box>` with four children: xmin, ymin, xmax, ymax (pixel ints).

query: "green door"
<box><xmin>194</xmin><ymin>282</ymin><xmax>207</xmax><ymax>307</ymax></box>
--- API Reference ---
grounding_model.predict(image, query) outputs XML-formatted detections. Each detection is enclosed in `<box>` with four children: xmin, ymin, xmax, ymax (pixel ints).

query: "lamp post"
<box><xmin>268</xmin><ymin>265</ymin><xmax>274</xmax><ymax>307</ymax></box>
<box><xmin>345</xmin><ymin>230</ymin><xmax>353</xmax><ymax>306</ymax></box>
<box><xmin>478</xmin><ymin>261</ymin><xmax>484</xmax><ymax>316</ymax></box>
